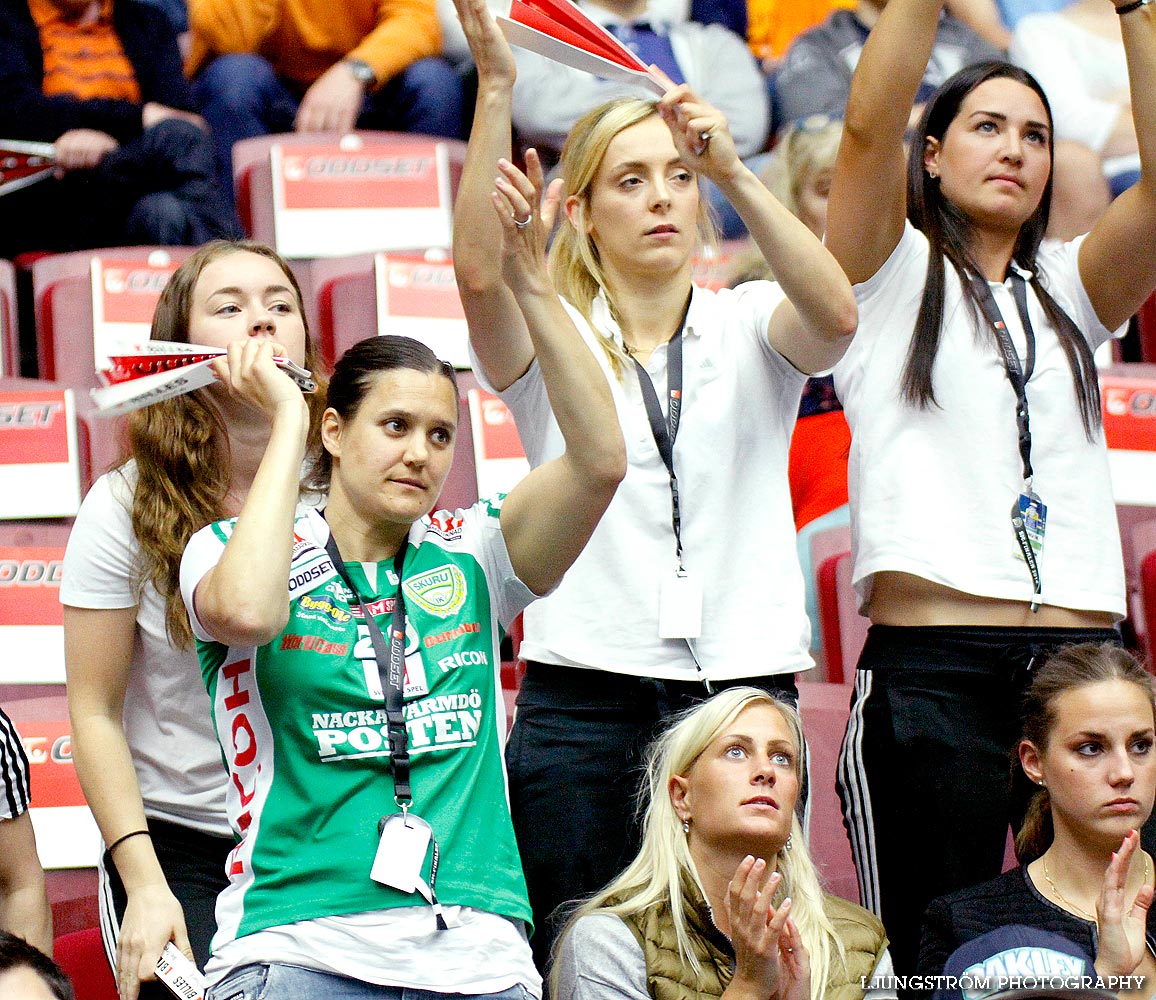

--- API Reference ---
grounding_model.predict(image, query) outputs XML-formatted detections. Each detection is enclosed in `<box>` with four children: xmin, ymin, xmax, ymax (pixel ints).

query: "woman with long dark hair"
<box><xmin>824</xmin><ymin>0</ymin><xmax>1156</xmax><ymax>974</ymax></box>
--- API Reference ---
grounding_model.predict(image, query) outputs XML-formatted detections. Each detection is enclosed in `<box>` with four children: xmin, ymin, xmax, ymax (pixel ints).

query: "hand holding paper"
<box><xmin>92</xmin><ymin>341</ymin><xmax>316</xmax><ymax>417</ymax></box>
<box><xmin>657</xmin><ymin>82</ymin><xmax>740</xmax><ymax>180</ymax></box>
<box><xmin>0</xmin><ymin>139</ymin><xmax>55</xmax><ymax>196</ymax></box>
<box><xmin>214</xmin><ymin>339</ymin><xmax>312</xmax><ymax>423</ymax></box>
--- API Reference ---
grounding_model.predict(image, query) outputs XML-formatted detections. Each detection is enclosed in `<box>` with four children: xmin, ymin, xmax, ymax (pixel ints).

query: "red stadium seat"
<box><xmin>797</xmin><ymin>506</ymin><xmax>851</xmax><ymax>678</ymax></box>
<box><xmin>1137</xmin><ymin>291</ymin><xmax>1156</xmax><ymax>364</ymax></box>
<box><xmin>797</xmin><ymin>680</ymin><xmax>858</xmax><ymax>903</ymax></box>
<box><xmin>307</xmin><ymin>253</ymin><xmax>379</xmax><ymax>366</ymax></box>
<box><xmin>0</xmin><ymin>259</ymin><xmax>18</xmax><ymax>378</ymax></box>
<box><xmin>1142</xmin><ymin>549</ymin><xmax>1156</xmax><ymax>671</ymax></box>
<box><xmin>816</xmin><ymin>551</ymin><xmax>868</xmax><ymax>685</ymax></box>
<box><xmin>231</xmin><ymin>132</ymin><xmax>466</xmax><ymax>252</ymax></box>
<box><xmin>0</xmin><ymin>376</ymin><xmax>91</xmax><ymax>500</ymax></box>
<box><xmin>53</xmin><ymin>927</ymin><xmax>117</xmax><ymax>1000</ymax></box>
<box><xmin>29</xmin><ymin>249</ymin><xmax>201</xmax><ymax>479</ymax></box>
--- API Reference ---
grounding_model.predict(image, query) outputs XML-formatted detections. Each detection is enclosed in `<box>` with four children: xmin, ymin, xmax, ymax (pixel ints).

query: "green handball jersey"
<box><xmin>180</xmin><ymin>500</ymin><xmax>536</xmax><ymax>950</ymax></box>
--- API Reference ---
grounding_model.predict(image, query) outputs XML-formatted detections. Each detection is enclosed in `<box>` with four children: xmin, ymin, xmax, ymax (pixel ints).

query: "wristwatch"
<box><xmin>343</xmin><ymin>58</ymin><xmax>376</xmax><ymax>85</ymax></box>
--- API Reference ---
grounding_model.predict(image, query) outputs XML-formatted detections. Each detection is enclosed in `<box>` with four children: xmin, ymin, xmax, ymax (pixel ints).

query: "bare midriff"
<box><xmin>866</xmin><ymin>571</ymin><xmax>1118</xmax><ymax>629</ymax></box>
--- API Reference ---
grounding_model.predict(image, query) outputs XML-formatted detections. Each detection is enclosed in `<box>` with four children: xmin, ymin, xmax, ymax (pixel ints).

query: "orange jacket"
<box><xmin>188</xmin><ymin>0</ymin><xmax>440</xmax><ymax>87</ymax></box>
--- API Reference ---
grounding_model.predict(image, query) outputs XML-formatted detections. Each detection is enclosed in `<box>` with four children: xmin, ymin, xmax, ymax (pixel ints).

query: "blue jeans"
<box><xmin>207</xmin><ymin>966</ymin><xmax>534</xmax><ymax>1000</ymax></box>
<box><xmin>193</xmin><ymin>52</ymin><xmax>465</xmax><ymax>211</ymax></box>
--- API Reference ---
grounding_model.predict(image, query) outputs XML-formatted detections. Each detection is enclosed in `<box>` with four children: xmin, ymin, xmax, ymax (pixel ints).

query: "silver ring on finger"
<box><xmin>513</xmin><ymin>215</ymin><xmax>533</xmax><ymax>229</ymax></box>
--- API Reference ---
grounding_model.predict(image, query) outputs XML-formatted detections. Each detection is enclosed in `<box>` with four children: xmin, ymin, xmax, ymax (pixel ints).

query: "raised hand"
<box><xmin>654</xmin><ymin>77</ymin><xmax>740</xmax><ymax>183</ymax></box>
<box><xmin>1095</xmin><ymin>830</ymin><xmax>1154</xmax><ymax>979</ymax></box>
<box><xmin>723</xmin><ymin>856</ymin><xmax>810</xmax><ymax>1000</ymax></box>
<box><xmin>490</xmin><ymin>149</ymin><xmax>563</xmax><ymax>297</ymax></box>
<box><xmin>453</xmin><ymin>0</ymin><xmax>517</xmax><ymax>87</ymax></box>
<box><xmin>778</xmin><ymin>915</ymin><xmax>812</xmax><ymax>1000</ymax></box>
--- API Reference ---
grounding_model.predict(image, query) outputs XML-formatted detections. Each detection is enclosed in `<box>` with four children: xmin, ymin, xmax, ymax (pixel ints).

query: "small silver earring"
<box><xmin>783</xmin><ymin>834</ymin><xmax>793</xmax><ymax>852</ymax></box>
<box><xmin>682</xmin><ymin>819</ymin><xmax>690</xmax><ymax>834</ymax></box>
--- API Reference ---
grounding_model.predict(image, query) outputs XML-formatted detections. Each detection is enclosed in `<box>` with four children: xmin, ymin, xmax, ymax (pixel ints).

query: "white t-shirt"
<box><xmin>59</xmin><ymin>464</ymin><xmax>230</xmax><ymax>836</ymax></box>
<box><xmin>833</xmin><ymin>222</ymin><xmax>1125</xmax><ymax>618</ymax></box>
<box><xmin>473</xmin><ymin>282</ymin><xmax>813</xmax><ymax>681</ymax></box>
<box><xmin>206</xmin><ymin>906</ymin><xmax>541</xmax><ymax>993</ymax></box>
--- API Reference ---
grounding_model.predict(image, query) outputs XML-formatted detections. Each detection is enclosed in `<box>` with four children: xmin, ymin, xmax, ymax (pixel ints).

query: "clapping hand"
<box><xmin>724</xmin><ymin>856</ymin><xmax>812</xmax><ymax>1000</ymax></box>
<box><xmin>1095</xmin><ymin>830</ymin><xmax>1154</xmax><ymax>980</ymax></box>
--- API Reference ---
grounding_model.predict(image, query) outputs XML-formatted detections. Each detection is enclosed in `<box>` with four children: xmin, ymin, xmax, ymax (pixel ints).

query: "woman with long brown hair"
<box><xmin>919</xmin><ymin>644</ymin><xmax>1156</xmax><ymax>988</ymax></box>
<box><xmin>61</xmin><ymin>241</ymin><xmax>326</xmax><ymax>999</ymax></box>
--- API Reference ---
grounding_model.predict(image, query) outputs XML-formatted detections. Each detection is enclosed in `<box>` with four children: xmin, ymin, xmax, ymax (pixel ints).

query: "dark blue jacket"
<box><xmin>0</xmin><ymin>0</ymin><xmax>194</xmax><ymax>143</ymax></box>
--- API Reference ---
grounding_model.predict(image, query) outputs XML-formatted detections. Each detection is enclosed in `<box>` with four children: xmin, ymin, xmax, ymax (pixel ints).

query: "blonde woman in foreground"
<box><xmin>553</xmin><ymin>687</ymin><xmax>895</xmax><ymax>1000</ymax></box>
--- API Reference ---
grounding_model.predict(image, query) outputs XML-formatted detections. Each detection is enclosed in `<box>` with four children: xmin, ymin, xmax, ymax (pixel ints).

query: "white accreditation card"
<box><xmin>658</xmin><ymin>570</ymin><xmax>703</xmax><ymax>639</ymax></box>
<box><xmin>371</xmin><ymin>812</ymin><xmax>432</xmax><ymax>893</ymax></box>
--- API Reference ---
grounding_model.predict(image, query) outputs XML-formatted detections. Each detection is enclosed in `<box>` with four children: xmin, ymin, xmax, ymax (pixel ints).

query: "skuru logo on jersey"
<box><xmin>403</xmin><ymin>564</ymin><xmax>467</xmax><ymax>618</ymax></box>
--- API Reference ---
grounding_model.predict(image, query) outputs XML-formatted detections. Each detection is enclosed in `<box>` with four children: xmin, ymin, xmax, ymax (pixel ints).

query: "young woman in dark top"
<box><xmin>919</xmin><ymin>643</ymin><xmax>1156</xmax><ymax>988</ymax></box>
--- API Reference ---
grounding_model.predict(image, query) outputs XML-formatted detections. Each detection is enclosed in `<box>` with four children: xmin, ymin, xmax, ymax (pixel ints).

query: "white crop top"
<box><xmin>833</xmin><ymin>222</ymin><xmax>1125</xmax><ymax>619</ymax></box>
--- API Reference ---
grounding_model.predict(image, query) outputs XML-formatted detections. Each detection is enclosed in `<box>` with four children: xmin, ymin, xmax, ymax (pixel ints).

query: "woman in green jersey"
<box><xmin>180</xmin><ymin>175</ymin><xmax>625</xmax><ymax>998</ymax></box>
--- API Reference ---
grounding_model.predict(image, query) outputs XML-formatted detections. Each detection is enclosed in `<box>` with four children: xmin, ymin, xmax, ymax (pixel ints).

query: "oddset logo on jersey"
<box><xmin>403</xmin><ymin>565</ymin><xmax>468</xmax><ymax>619</ymax></box>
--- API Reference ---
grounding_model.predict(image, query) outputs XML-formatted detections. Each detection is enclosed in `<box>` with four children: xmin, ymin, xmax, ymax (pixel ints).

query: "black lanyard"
<box><xmin>629</xmin><ymin>294</ymin><xmax>691</xmax><ymax>569</ymax></box>
<box><xmin>324</xmin><ymin>531</ymin><xmax>412</xmax><ymax>805</ymax></box>
<box><xmin>969</xmin><ymin>270</ymin><xmax>1043</xmax><ymax>607</ymax></box>
<box><xmin>969</xmin><ymin>270</ymin><xmax>1037</xmax><ymax>486</ymax></box>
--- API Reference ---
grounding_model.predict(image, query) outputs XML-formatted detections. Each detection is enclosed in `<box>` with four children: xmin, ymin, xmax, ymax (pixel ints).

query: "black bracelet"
<box><xmin>107</xmin><ymin>829</ymin><xmax>151</xmax><ymax>854</ymax></box>
<box><xmin>1117</xmin><ymin>0</ymin><xmax>1148</xmax><ymax>15</ymax></box>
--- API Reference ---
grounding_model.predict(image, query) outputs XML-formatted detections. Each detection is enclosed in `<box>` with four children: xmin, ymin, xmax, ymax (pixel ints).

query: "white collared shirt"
<box><xmin>472</xmin><ymin>282</ymin><xmax>813</xmax><ymax>681</ymax></box>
